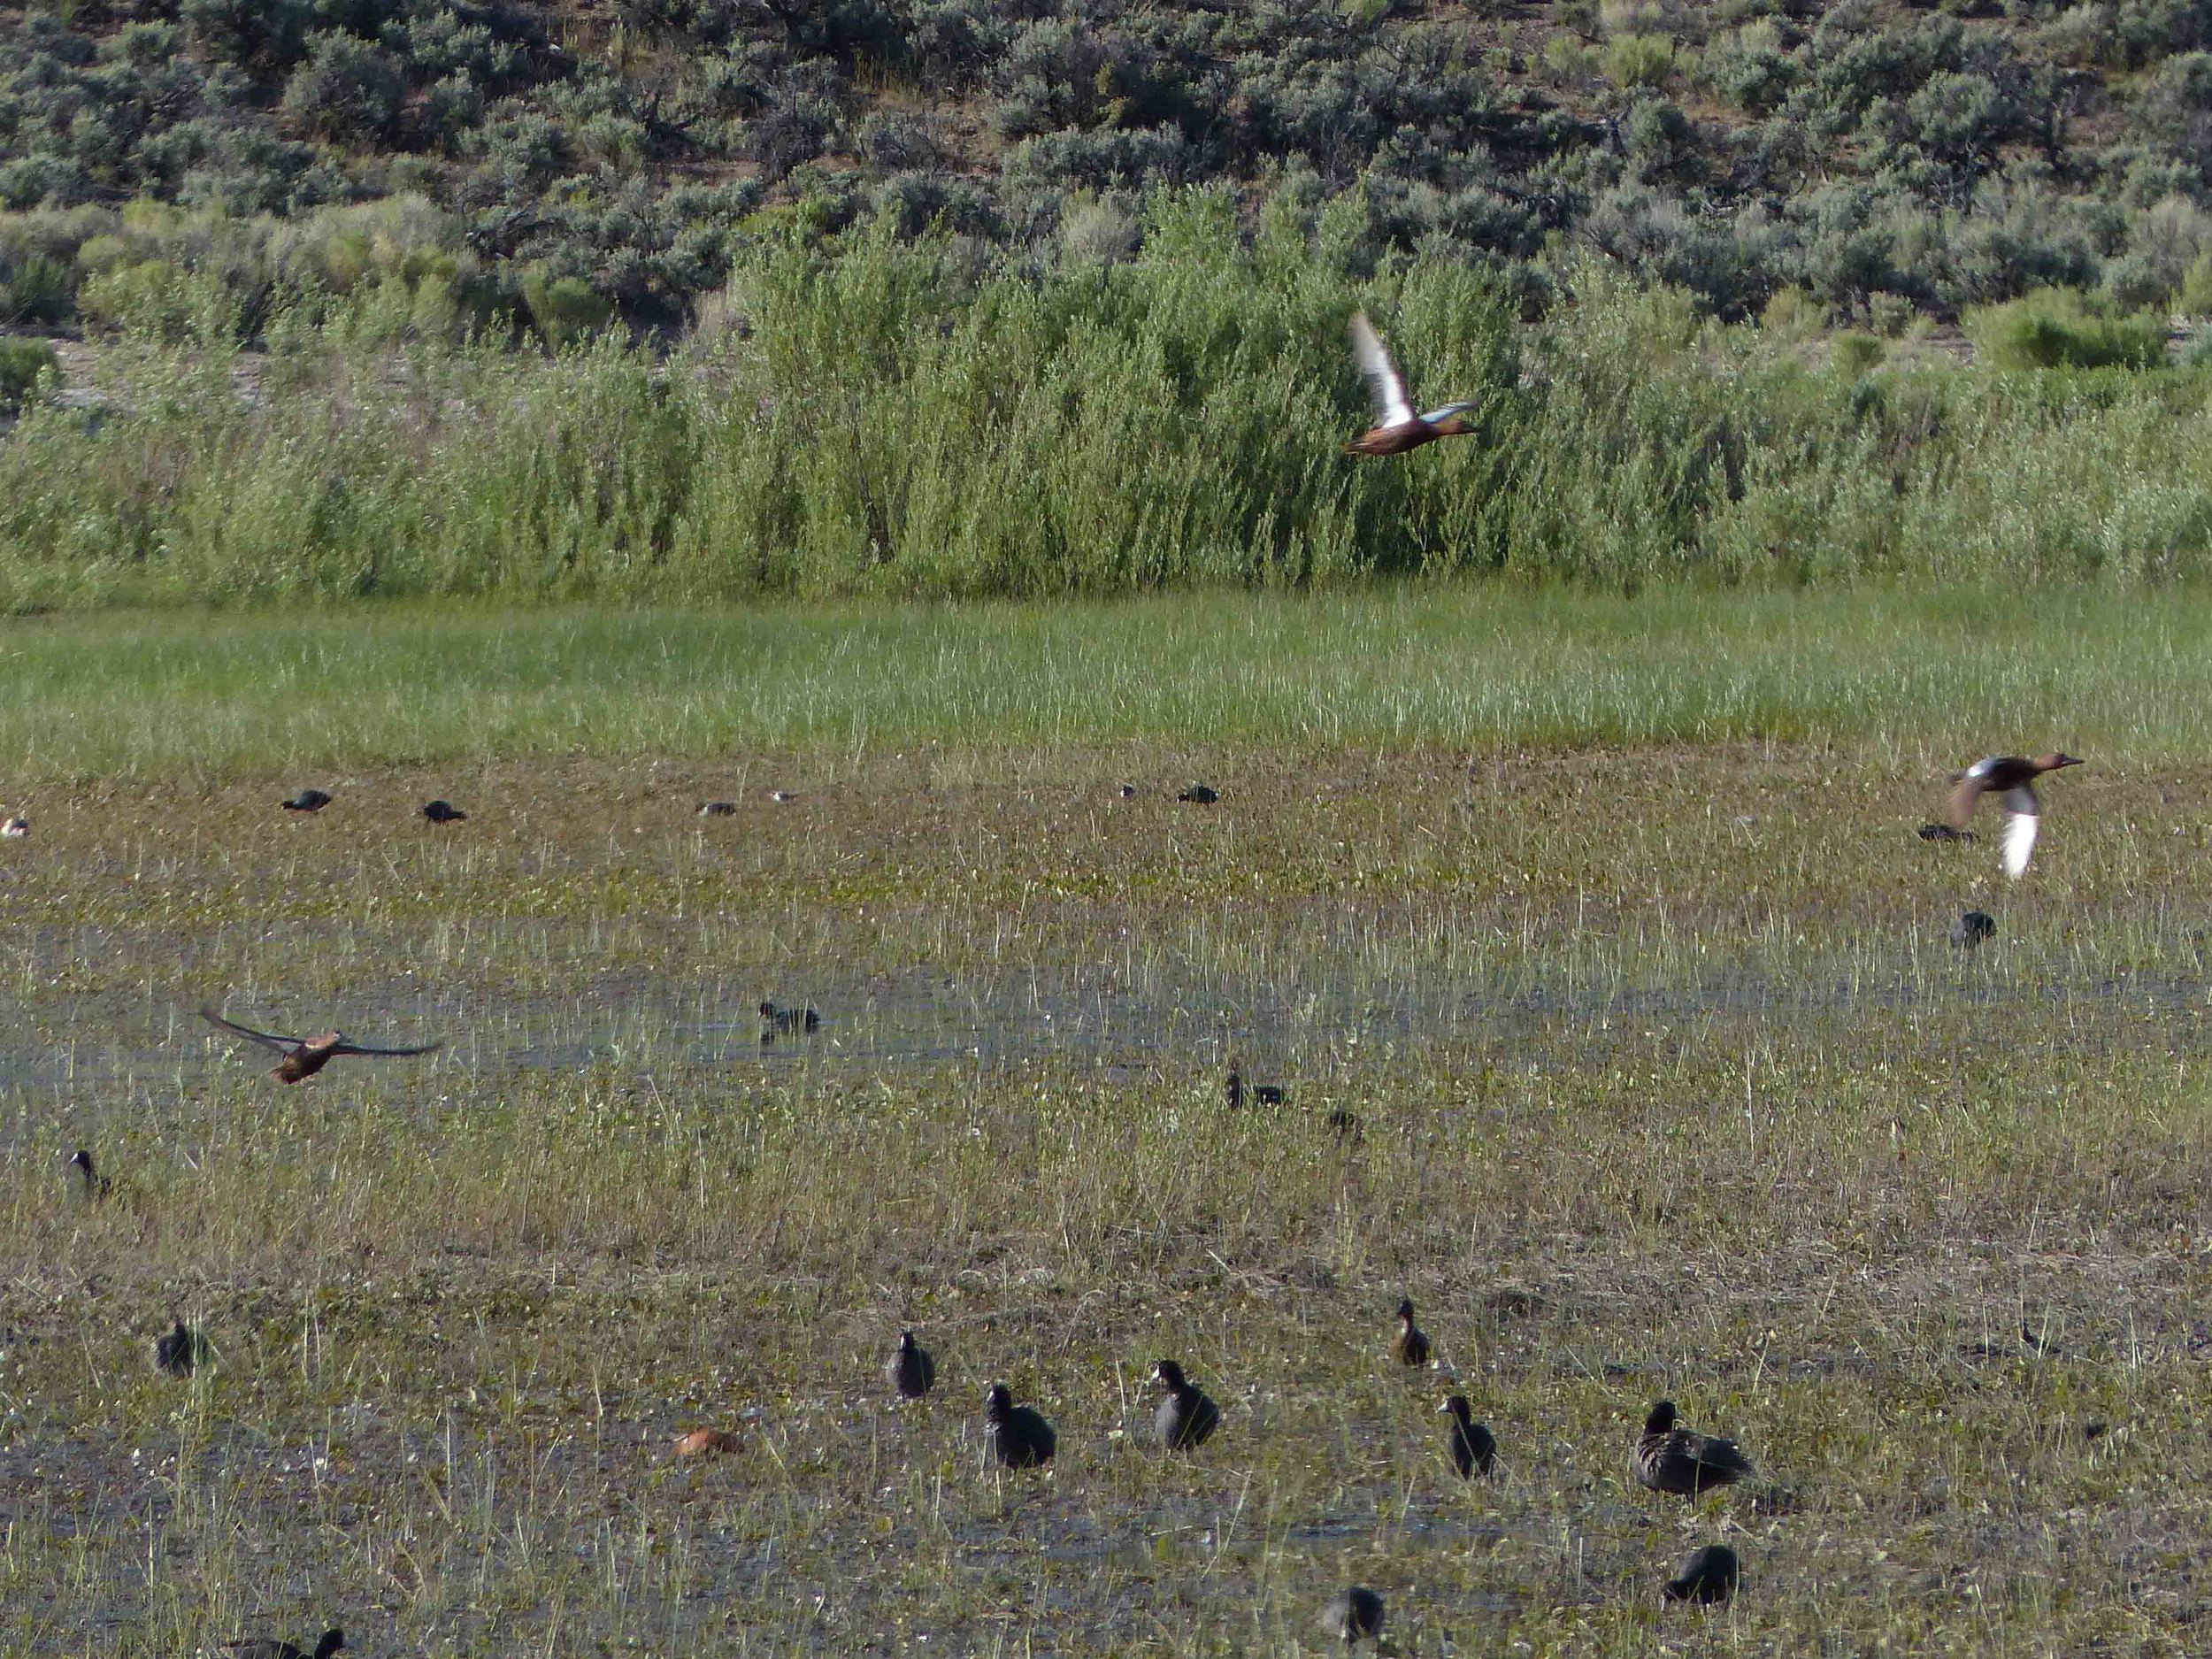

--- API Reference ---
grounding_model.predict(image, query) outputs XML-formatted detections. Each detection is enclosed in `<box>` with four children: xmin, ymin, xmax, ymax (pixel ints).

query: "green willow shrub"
<box><xmin>0</xmin><ymin>336</ymin><xmax>58</xmax><ymax>411</ymax></box>
<box><xmin>7</xmin><ymin>208</ymin><xmax>2212</xmax><ymax>606</ymax></box>
<box><xmin>1964</xmin><ymin>288</ymin><xmax>2166</xmax><ymax>368</ymax></box>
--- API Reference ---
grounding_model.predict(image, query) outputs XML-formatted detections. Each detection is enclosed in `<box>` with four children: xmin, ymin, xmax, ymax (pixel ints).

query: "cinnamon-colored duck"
<box><xmin>1345</xmin><ymin>312</ymin><xmax>1478</xmax><ymax>457</ymax></box>
<box><xmin>199</xmin><ymin>1007</ymin><xmax>442</xmax><ymax>1082</ymax></box>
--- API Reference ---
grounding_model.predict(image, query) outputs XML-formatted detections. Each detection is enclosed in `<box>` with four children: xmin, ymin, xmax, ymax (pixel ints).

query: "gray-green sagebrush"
<box><xmin>5</xmin><ymin>194</ymin><xmax>2212</xmax><ymax>610</ymax></box>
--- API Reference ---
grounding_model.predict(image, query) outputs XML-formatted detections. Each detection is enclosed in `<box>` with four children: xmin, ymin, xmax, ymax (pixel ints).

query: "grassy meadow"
<box><xmin>4</xmin><ymin>593</ymin><xmax>2212</xmax><ymax>1655</ymax></box>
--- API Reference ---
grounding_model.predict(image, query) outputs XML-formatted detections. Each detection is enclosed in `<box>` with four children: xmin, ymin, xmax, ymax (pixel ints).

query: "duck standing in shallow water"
<box><xmin>1943</xmin><ymin>753</ymin><xmax>2081</xmax><ymax>879</ymax></box>
<box><xmin>1345</xmin><ymin>312</ymin><xmax>1479</xmax><ymax>457</ymax></box>
<box><xmin>199</xmin><ymin>1007</ymin><xmax>442</xmax><ymax>1083</ymax></box>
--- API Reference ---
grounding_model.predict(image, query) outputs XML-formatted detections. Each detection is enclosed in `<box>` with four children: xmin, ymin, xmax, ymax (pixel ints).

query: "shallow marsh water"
<box><xmin>3</xmin><ymin>750</ymin><xmax>2212</xmax><ymax>1655</ymax></box>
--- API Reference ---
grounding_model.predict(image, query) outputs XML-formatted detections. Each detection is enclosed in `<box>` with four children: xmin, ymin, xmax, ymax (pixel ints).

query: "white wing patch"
<box><xmin>1350</xmin><ymin>312</ymin><xmax>1414</xmax><ymax>429</ymax></box>
<box><xmin>1965</xmin><ymin>757</ymin><xmax>2001</xmax><ymax>780</ymax></box>
<box><xmin>2000</xmin><ymin>784</ymin><xmax>2039</xmax><ymax>879</ymax></box>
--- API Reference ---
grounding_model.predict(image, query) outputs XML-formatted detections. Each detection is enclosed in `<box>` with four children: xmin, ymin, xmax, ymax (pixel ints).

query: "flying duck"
<box><xmin>887</xmin><ymin>1330</ymin><xmax>936</xmax><ymax>1400</ymax></box>
<box><xmin>1346</xmin><ymin>312</ymin><xmax>1477</xmax><ymax>456</ymax></box>
<box><xmin>697</xmin><ymin>800</ymin><xmax>738</xmax><ymax>817</ymax></box>
<box><xmin>984</xmin><ymin>1382</ymin><xmax>1056</xmax><ymax>1469</ymax></box>
<box><xmin>1943</xmin><ymin>754</ymin><xmax>2082</xmax><ymax>879</ymax></box>
<box><xmin>1148</xmin><ymin>1358</ymin><xmax>1221</xmax><ymax>1451</ymax></box>
<box><xmin>222</xmin><ymin>1630</ymin><xmax>345</xmax><ymax>1659</ymax></box>
<box><xmin>673</xmin><ymin>1427</ymin><xmax>741</xmax><ymax>1457</ymax></box>
<box><xmin>1440</xmin><ymin>1395</ymin><xmax>1496</xmax><ymax>1478</ymax></box>
<box><xmin>281</xmin><ymin>789</ymin><xmax>333</xmax><ymax>813</ymax></box>
<box><xmin>1663</xmin><ymin>1542</ymin><xmax>1740</xmax><ymax>1605</ymax></box>
<box><xmin>420</xmin><ymin>799</ymin><xmax>466</xmax><ymax>823</ymax></box>
<box><xmin>1389</xmin><ymin>1298</ymin><xmax>1431</xmax><ymax>1367</ymax></box>
<box><xmin>198</xmin><ymin>1007</ymin><xmax>442</xmax><ymax>1083</ymax></box>
<box><xmin>1318</xmin><ymin>1586</ymin><xmax>1385</xmax><ymax>1645</ymax></box>
<box><xmin>2</xmin><ymin>816</ymin><xmax>26</xmax><ymax>837</ymax></box>
<box><xmin>1632</xmin><ymin>1400</ymin><xmax>1754</xmax><ymax>1497</ymax></box>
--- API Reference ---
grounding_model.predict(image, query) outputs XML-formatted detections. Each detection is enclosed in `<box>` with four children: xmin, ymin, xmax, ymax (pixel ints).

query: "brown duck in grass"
<box><xmin>1632</xmin><ymin>1400</ymin><xmax>1754</xmax><ymax>1497</ymax></box>
<box><xmin>1943</xmin><ymin>753</ymin><xmax>2082</xmax><ymax>879</ymax></box>
<box><xmin>1345</xmin><ymin>312</ymin><xmax>1478</xmax><ymax>457</ymax></box>
<box><xmin>199</xmin><ymin>1007</ymin><xmax>442</xmax><ymax>1083</ymax></box>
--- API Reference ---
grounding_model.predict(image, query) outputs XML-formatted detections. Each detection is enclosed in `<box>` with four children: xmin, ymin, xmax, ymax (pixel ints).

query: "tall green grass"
<box><xmin>4</xmin><ymin>188</ymin><xmax>2212</xmax><ymax>607</ymax></box>
<box><xmin>4</xmin><ymin>586</ymin><xmax>2210</xmax><ymax>779</ymax></box>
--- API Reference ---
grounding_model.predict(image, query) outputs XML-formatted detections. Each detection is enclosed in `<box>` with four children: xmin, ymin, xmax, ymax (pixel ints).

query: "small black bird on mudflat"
<box><xmin>887</xmin><ymin>1330</ymin><xmax>935</xmax><ymax>1399</ymax></box>
<box><xmin>1148</xmin><ymin>1358</ymin><xmax>1221</xmax><ymax>1451</ymax></box>
<box><xmin>1318</xmin><ymin>1586</ymin><xmax>1385</xmax><ymax>1645</ymax></box>
<box><xmin>984</xmin><ymin>1383</ymin><xmax>1056</xmax><ymax>1469</ymax></box>
<box><xmin>223</xmin><ymin>1629</ymin><xmax>345</xmax><ymax>1659</ymax></box>
<box><xmin>759</xmin><ymin>1002</ymin><xmax>819</xmax><ymax>1038</ymax></box>
<box><xmin>153</xmin><ymin>1318</ymin><xmax>211</xmax><ymax>1378</ymax></box>
<box><xmin>281</xmin><ymin>788</ymin><xmax>333</xmax><ymax>813</ymax></box>
<box><xmin>1440</xmin><ymin>1394</ymin><xmax>1495</xmax><ymax>1478</ymax></box>
<box><xmin>65</xmin><ymin>1148</ymin><xmax>111</xmax><ymax>1202</ymax></box>
<box><xmin>1663</xmin><ymin>1543</ymin><xmax>1739</xmax><ymax>1605</ymax></box>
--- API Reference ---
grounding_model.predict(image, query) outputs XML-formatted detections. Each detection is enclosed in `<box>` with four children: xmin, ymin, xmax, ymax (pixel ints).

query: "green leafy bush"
<box><xmin>522</xmin><ymin>269</ymin><xmax>613</xmax><ymax>346</ymax></box>
<box><xmin>0</xmin><ymin>336</ymin><xmax>58</xmax><ymax>411</ymax></box>
<box><xmin>1963</xmin><ymin>288</ymin><xmax>2167</xmax><ymax>369</ymax></box>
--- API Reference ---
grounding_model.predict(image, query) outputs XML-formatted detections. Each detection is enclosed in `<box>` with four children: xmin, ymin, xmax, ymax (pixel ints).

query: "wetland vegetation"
<box><xmin>9</xmin><ymin>4</ymin><xmax>2212</xmax><ymax>1649</ymax></box>
<box><xmin>4</xmin><ymin>595</ymin><xmax>2212</xmax><ymax>1654</ymax></box>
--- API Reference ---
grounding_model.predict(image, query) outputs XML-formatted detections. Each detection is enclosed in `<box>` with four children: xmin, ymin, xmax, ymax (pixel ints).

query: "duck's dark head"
<box><xmin>985</xmin><ymin>1382</ymin><xmax>1013</xmax><ymax>1421</ymax></box>
<box><xmin>314</xmin><ymin>1631</ymin><xmax>346</xmax><ymax>1659</ymax></box>
<box><xmin>1644</xmin><ymin>1400</ymin><xmax>1678</xmax><ymax>1436</ymax></box>
<box><xmin>757</xmin><ymin>1002</ymin><xmax>777</xmax><ymax>1018</ymax></box>
<box><xmin>1148</xmin><ymin>1358</ymin><xmax>1187</xmax><ymax>1392</ymax></box>
<box><xmin>66</xmin><ymin>1148</ymin><xmax>93</xmax><ymax>1178</ymax></box>
<box><xmin>1439</xmin><ymin>1394</ymin><xmax>1471</xmax><ymax>1423</ymax></box>
<box><xmin>897</xmin><ymin>1330</ymin><xmax>917</xmax><ymax>1353</ymax></box>
<box><xmin>1396</xmin><ymin>1298</ymin><xmax>1417</xmax><ymax>1325</ymax></box>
